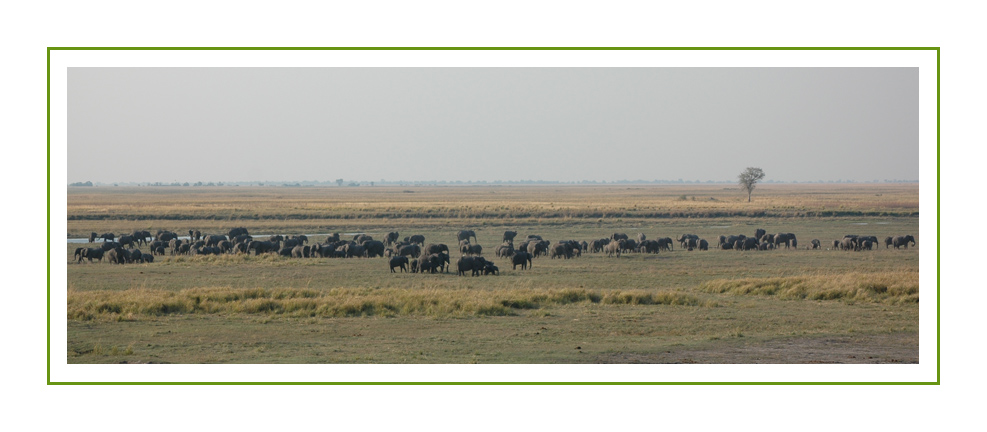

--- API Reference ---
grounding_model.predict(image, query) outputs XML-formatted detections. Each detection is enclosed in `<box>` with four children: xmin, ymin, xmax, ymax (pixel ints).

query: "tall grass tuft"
<box><xmin>699</xmin><ymin>272</ymin><xmax>918</xmax><ymax>304</ymax></box>
<box><xmin>68</xmin><ymin>286</ymin><xmax>711</xmax><ymax>321</ymax></box>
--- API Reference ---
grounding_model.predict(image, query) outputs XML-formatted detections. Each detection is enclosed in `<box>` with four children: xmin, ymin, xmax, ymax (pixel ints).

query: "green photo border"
<box><xmin>48</xmin><ymin>47</ymin><xmax>940</xmax><ymax>385</ymax></box>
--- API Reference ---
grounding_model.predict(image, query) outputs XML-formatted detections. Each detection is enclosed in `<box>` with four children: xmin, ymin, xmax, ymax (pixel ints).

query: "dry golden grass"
<box><xmin>67</xmin><ymin>183</ymin><xmax>918</xmax><ymax>237</ymax></box>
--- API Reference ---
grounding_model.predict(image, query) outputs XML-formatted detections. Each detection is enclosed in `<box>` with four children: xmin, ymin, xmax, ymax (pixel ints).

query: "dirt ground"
<box><xmin>596</xmin><ymin>333</ymin><xmax>918</xmax><ymax>364</ymax></box>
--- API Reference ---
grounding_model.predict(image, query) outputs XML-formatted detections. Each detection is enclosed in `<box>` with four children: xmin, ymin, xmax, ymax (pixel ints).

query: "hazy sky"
<box><xmin>68</xmin><ymin>67</ymin><xmax>918</xmax><ymax>184</ymax></box>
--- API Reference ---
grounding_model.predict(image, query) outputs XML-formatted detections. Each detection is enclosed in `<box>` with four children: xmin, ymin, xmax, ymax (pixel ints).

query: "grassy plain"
<box><xmin>63</xmin><ymin>184</ymin><xmax>920</xmax><ymax>365</ymax></box>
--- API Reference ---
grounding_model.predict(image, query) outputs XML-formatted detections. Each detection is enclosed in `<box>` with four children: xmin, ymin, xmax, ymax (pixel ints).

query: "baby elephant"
<box><xmin>389</xmin><ymin>256</ymin><xmax>409</xmax><ymax>273</ymax></box>
<box><xmin>483</xmin><ymin>263</ymin><xmax>499</xmax><ymax>275</ymax></box>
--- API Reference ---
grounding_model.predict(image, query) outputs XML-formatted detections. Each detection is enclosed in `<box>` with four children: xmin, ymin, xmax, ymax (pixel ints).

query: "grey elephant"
<box><xmin>385</xmin><ymin>232</ymin><xmax>400</xmax><ymax>246</ymax></box>
<box><xmin>774</xmin><ymin>233</ymin><xmax>796</xmax><ymax>249</ymax></box>
<box><xmin>457</xmin><ymin>230</ymin><xmax>477</xmax><ymax>243</ymax></box>
<box><xmin>892</xmin><ymin>235</ymin><xmax>916</xmax><ymax>249</ymax></box>
<box><xmin>398</xmin><ymin>244</ymin><xmax>422</xmax><ymax>258</ymax></box>
<box><xmin>604</xmin><ymin>241</ymin><xmax>621</xmax><ymax>257</ymax></box>
<box><xmin>425</xmin><ymin>243</ymin><xmax>449</xmax><ymax>256</ymax></box>
<box><xmin>228</xmin><ymin>227</ymin><xmax>249</xmax><ymax>239</ymax></box>
<box><xmin>810</xmin><ymin>239</ymin><xmax>821</xmax><ymax>249</ymax></box>
<box><xmin>503</xmin><ymin>230</ymin><xmax>518</xmax><ymax>243</ymax></box>
<box><xmin>389</xmin><ymin>256</ymin><xmax>409</xmax><ymax>272</ymax></box>
<box><xmin>512</xmin><ymin>251</ymin><xmax>532</xmax><ymax>270</ymax></box>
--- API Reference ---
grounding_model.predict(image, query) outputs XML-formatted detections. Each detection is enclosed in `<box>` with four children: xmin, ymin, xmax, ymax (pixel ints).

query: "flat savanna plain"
<box><xmin>64</xmin><ymin>184</ymin><xmax>920</xmax><ymax>365</ymax></box>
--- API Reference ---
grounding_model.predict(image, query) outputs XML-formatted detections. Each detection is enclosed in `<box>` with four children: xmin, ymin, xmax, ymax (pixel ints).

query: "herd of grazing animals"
<box><xmin>73</xmin><ymin>227</ymin><xmax>917</xmax><ymax>274</ymax></box>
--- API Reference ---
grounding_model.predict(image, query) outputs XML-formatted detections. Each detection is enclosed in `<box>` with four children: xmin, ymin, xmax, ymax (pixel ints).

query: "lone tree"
<box><xmin>738</xmin><ymin>167</ymin><xmax>765</xmax><ymax>202</ymax></box>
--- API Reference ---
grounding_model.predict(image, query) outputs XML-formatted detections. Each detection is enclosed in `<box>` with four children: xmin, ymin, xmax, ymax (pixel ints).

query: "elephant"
<box><xmin>604</xmin><ymin>241</ymin><xmax>621</xmax><ymax>257</ymax></box>
<box><xmin>754</xmin><ymin>229</ymin><xmax>766</xmax><ymax>241</ymax></box>
<box><xmin>512</xmin><ymin>252</ymin><xmax>532</xmax><ymax>270</ymax></box>
<box><xmin>325</xmin><ymin>233</ymin><xmax>341</xmax><ymax>243</ymax></box>
<box><xmin>281</xmin><ymin>236</ymin><xmax>302</xmax><ymax>247</ymax></box>
<box><xmin>278</xmin><ymin>247</ymin><xmax>295</xmax><ymax>257</ymax></box>
<box><xmin>638</xmin><ymin>240</ymin><xmax>661</xmax><ymax>254</ymax></box>
<box><xmin>884</xmin><ymin>236</ymin><xmax>894</xmax><ymax>248</ymax></box>
<box><xmin>205</xmin><ymin>235</ymin><xmax>227</xmax><ymax>247</ymax></box>
<box><xmin>860</xmin><ymin>240</ymin><xmax>874</xmax><ymax>250</ymax></box>
<box><xmin>677</xmin><ymin>234</ymin><xmax>699</xmax><ymax>248</ymax></box>
<box><xmin>611</xmin><ymin>233</ymin><xmax>629</xmax><ymax>241</ymax></box>
<box><xmin>228</xmin><ymin>227</ymin><xmax>249</xmax><ymax>239</ymax></box>
<box><xmin>467</xmin><ymin>244</ymin><xmax>483</xmax><ymax>256</ymax></box>
<box><xmin>723</xmin><ymin>235</ymin><xmax>746</xmax><ymax>247</ymax></box>
<box><xmin>698</xmin><ymin>239</ymin><xmax>709</xmax><ymax>251</ymax></box>
<box><xmin>363</xmin><ymin>240</ymin><xmax>386</xmax><ymax>258</ymax></box>
<box><xmin>428</xmin><ymin>253</ymin><xmax>450</xmax><ymax>273</ymax></box>
<box><xmin>840</xmin><ymin>238</ymin><xmax>856</xmax><ymax>251</ymax></box>
<box><xmin>893</xmin><ymin>235</ymin><xmax>916</xmax><ymax>249</ymax></box>
<box><xmin>385</xmin><ymin>232</ymin><xmax>400</xmax><ymax>246</ymax></box>
<box><xmin>345</xmin><ymin>243</ymin><xmax>367</xmax><ymax>258</ymax></box>
<box><xmin>289</xmin><ymin>234</ymin><xmax>309</xmax><ymax>244</ymax></box>
<box><xmin>683</xmin><ymin>237</ymin><xmax>697</xmax><ymax>250</ymax></box>
<box><xmin>413</xmin><ymin>256</ymin><xmax>434</xmax><ymax>274</ymax></box>
<box><xmin>527</xmin><ymin>240</ymin><xmax>550</xmax><ymax>258</ymax></box>
<box><xmin>832</xmin><ymin>240</ymin><xmax>840</xmax><ymax>249</ymax></box>
<box><xmin>496</xmin><ymin>244</ymin><xmax>515</xmax><ymax>258</ymax></box>
<box><xmin>483</xmin><ymin>263</ymin><xmax>499</xmax><ymax>275</ymax></box>
<box><xmin>425</xmin><ymin>243</ymin><xmax>449</xmax><ymax>256</ymax></box>
<box><xmin>389</xmin><ymin>256</ymin><xmax>409</xmax><ymax>273</ymax></box>
<box><xmin>398</xmin><ymin>244</ymin><xmax>422</xmax><ymax>258</ymax></box>
<box><xmin>620</xmin><ymin>239</ymin><xmax>638</xmax><ymax>253</ymax></box>
<box><xmin>774</xmin><ymin>233</ymin><xmax>797</xmax><ymax>249</ymax></box>
<box><xmin>658</xmin><ymin>237</ymin><xmax>673</xmax><ymax>251</ymax></box>
<box><xmin>457</xmin><ymin>230</ymin><xmax>476</xmax><ymax>243</ymax></box>
<box><xmin>106</xmin><ymin>247</ymin><xmax>126</xmax><ymax>264</ymax></box>
<box><xmin>353</xmin><ymin>234</ymin><xmax>373</xmax><ymax>244</ymax></box>
<box><xmin>117</xmin><ymin>235</ymin><xmax>136</xmax><ymax>248</ymax></box>
<box><xmin>99</xmin><ymin>233</ymin><xmax>116</xmax><ymax>242</ymax></box>
<box><xmin>739</xmin><ymin>237</ymin><xmax>759</xmax><ymax>251</ymax></box>
<box><xmin>231</xmin><ymin>234</ymin><xmax>253</xmax><ymax>245</ymax></box>
<box><xmin>720</xmin><ymin>241</ymin><xmax>734</xmax><ymax>250</ymax></box>
<box><xmin>456</xmin><ymin>256</ymin><xmax>487</xmax><ymax>276</ymax></box>
<box><xmin>407</xmin><ymin>234</ymin><xmax>425</xmax><ymax>246</ymax></box>
<box><xmin>88</xmin><ymin>232</ymin><xmax>98</xmax><ymax>243</ymax></box>
<box><xmin>810</xmin><ymin>239</ymin><xmax>821</xmax><ymax>249</ymax></box>
<box><xmin>191</xmin><ymin>230</ymin><xmax>202</xmax><ymax>242</ymax></box>
<box><xmin>636</xmin><ymin>233</ymin><xmax>647</xmax><ymax>243</ymax></box>
<box><xmin>76</xmin><ymin>247</ymin><xmax>104</xmax><ymax>263</ymax></box>
<box><xmin>141</xmin><ymin>253</ymin><xmax>154</xmax><ymax>263</ymax></box>
<box><xmin>131</xmin><ymin>230</ymin><xmax>151</xmax><ymax>246</ymax></box>
<box><xmin>291</xmin><ymin>245</ymin><xmax>308</xmax><ymax>258</ymax></box>
<box><xmin>268</xmin><ymin>235</ymin><xmax>285</xmax><ymax>242</ymax></box>
<box><xmin>156</xmin><ymin>231</ymin><xmax>178</xmax><ymax>242</ymax></box>
<box><xmin>248</xmin><ymin>240</ymin><xmax>279</xmax><ymax>255</ymax></box>
<box><xmin>101</xmin><ymin>241</ymin><xmax>121</xmax><ymax>251</ymax></box>
<box><xmin>503</xmin><ymin>230</ymin><xmax>518</xmax><ymax>243</ymax></box>
<box><xmin>550</xmin><ymin>243</ymin><xmax>571</xmax><ymax>259</ymax></box>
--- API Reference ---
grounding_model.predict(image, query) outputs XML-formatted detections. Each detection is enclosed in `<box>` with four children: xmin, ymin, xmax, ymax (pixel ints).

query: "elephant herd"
<box><xmin>836</xmin><ymin>234</ymin><xmax>916</xmax><ymax>251</ymax></box>
<box><xmin>72</xmin><ymin>227</ymin><xmax>917</xmax><ymax>272</ymax></box>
